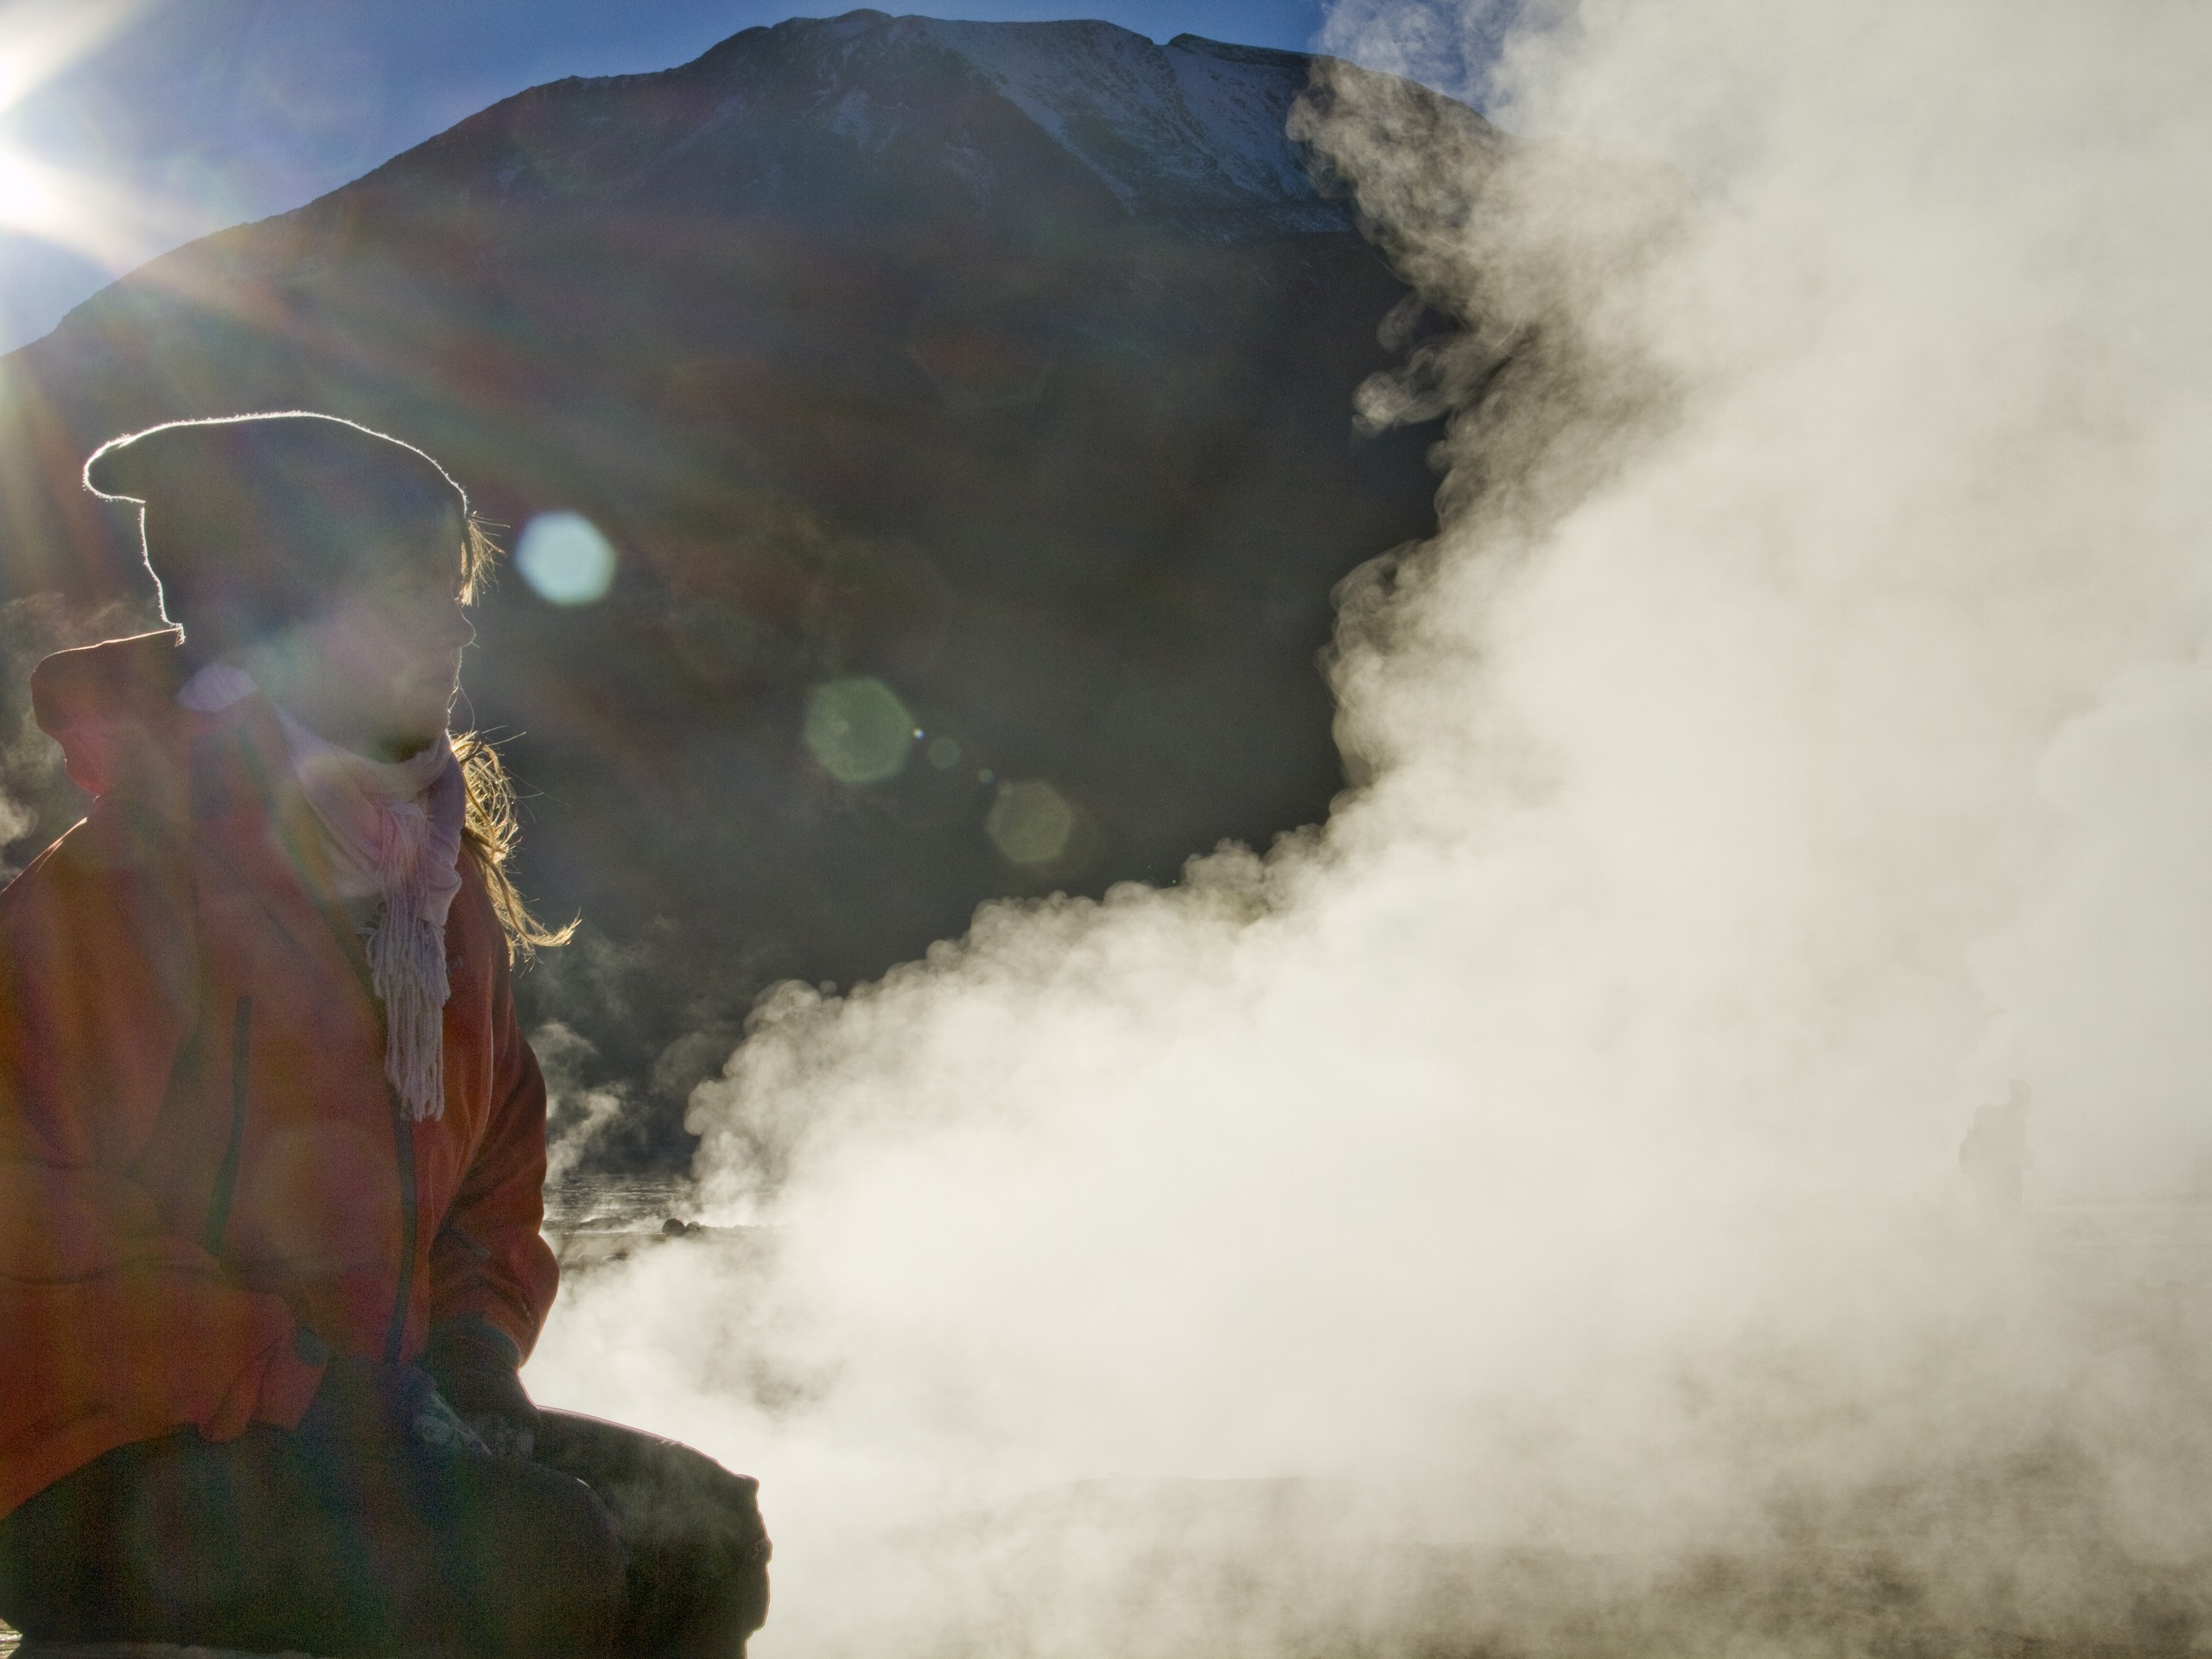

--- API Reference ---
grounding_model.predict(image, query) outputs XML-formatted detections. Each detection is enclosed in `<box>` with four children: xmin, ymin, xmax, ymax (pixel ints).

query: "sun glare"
<box><xmin>0</xmin><ymin>0</ymin><xmax>156</xmax><ymax>261</ymax></box>
<box><xmin>0</xmin><ymin>1</ymin><xmax>146</xmax><ymax>110</ymax></box>
<box><xmin>0</xmin><ymin>146</ymin><xmax>60</xmax><ymax>233</ymax></box>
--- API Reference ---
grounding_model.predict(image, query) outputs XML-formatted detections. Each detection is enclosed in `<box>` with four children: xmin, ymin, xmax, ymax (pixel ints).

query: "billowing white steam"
<box><xmin>531</xmin><ymin>0</ymin><xmax>2212</xmax><ymax>1652</ymax></box>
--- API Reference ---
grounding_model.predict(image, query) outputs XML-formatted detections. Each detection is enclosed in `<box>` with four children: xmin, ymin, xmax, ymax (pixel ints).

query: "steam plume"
<box><xmin>530</xmin><ymin>0</ymin><xmax>2212</xmax><ymax>1652</ymax></box>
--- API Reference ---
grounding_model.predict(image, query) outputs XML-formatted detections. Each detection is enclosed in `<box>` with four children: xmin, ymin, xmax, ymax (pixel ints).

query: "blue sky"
<box><xmin>0</xmin><ymin>2</ymin><xmax>1356</xmax><ymax>352</ymax></box>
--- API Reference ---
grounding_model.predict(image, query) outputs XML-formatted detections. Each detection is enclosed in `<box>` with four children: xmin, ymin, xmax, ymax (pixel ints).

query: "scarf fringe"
<box><xmin>367</xmin><ymin>791</ymin><xmax>458</xmax><ymax>1122</ymax></box>
<box><xmin>276</xmin><ymin>709</ymin><xmax>464</xmax><ymax>1122</ymax></box>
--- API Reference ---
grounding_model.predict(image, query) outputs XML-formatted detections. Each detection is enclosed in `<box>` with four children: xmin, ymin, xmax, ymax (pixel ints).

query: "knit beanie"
<box><xmin>83</xmin><ymin>412</ymin><xmax>470</xmax><ymax>656</ymax></box>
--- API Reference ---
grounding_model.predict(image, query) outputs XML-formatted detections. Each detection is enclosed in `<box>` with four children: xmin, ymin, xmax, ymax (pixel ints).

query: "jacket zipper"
<box><xmin>384</xmin><ymin>1084</ymin><xmax>419</xmax><ymax>1364</ymax></box>
<box><xmin>228</xmin><ymin>731</ymin><xmax>423</xmax><ymax>1364</ymax></box>
<box><xmin>208</xmin><ymin>1004</ymin><xmax>420</xmax><ymax>1363</ymax></box>
<box><xmin>202</xmin><ymin>995</ymin><xmax>252</xmax><ymax>1254</ymax></box>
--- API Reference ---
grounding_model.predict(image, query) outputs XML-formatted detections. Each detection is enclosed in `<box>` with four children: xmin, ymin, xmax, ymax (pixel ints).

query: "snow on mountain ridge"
<box><xmin>1164</xmin><ymin>40</ymin><xmax>1324</xmax><ymax>202</ymax></box>
<box><xmin>375</xmin><ymin>10</ymin><xmax>1462</xmax><ymax>237</ymax></box>
<box><xmin>903</xmin><ymin>15</ymin><xmax>1325</xmax><ymax>214</ymax></box>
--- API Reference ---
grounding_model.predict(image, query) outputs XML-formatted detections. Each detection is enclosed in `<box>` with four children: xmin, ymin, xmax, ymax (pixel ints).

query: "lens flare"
<box><xmin>985</xmin><ymin>779</ymin><xmax>1075</xmax><ymax>865</ymax></box>
<box><xmin>804</xmin><ymin>678</ymin><xmax>917</xmax><ymax>784</ymax></box>
<box><xmin>515</xmin><ymin>512</ymin><xmax>619</xmax><ymax>606</ymax></box>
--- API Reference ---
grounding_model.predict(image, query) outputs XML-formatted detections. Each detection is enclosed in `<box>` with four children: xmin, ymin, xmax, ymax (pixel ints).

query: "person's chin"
<box><xmin>397</xmin><ymin>687</ymin><xmax>458</xmax><ymax>738</ymax></box>
<box><xmin>386</xmin><ymin>709</ymin><xmax>452</xmax><ymax>759</ymax></box>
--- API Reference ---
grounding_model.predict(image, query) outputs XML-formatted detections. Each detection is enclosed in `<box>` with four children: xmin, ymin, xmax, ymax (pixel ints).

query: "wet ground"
<box><xmin>542</xmin><ymin>1173</ymin><xmax>762</xmax><ymax>1272</ymax></box>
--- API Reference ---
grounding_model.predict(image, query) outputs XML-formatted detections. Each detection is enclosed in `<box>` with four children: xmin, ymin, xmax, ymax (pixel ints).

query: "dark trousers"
<box><xmin>0</xmin><ymin>1411</ymin><xmax>769</xmax><ymax>1658</ymax></box>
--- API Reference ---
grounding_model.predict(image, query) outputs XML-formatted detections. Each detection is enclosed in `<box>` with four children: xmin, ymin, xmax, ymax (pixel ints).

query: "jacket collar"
<box><xmin>33</xmin><ymin>631</ymin><xmax>380</xmax><ymax>1006</ymax></box>
<box><xmin>32</xmin><ymin>630</ymin><xmax>193</xmax><ymax>811</ymax></box>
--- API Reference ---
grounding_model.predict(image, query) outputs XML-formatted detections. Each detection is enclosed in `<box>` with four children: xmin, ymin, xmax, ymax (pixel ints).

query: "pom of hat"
<box><xmin>81</xmin><ymin>423</ymin><xmax>162</xmax><ymax>502</ymax></box>
<box><xmin>82</xmin><ymin>449</ymin><xmax>123</xmax><ymax>501</ymax></box>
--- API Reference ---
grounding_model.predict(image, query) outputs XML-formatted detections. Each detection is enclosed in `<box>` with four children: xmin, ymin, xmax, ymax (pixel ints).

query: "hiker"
<box><xmin>0</xmin><ymin>413</ymin><xmax>768</xmax><ymax>1656</ymax></box>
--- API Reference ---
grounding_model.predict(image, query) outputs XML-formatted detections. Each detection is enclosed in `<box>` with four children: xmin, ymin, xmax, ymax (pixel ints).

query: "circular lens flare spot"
<box><xmin>927</xmin><ymin>735</ymin><xmax>962</xmax><ymax>770</ymax></box>
<box><xmin>804</xmin><ymin>678</ymin><xmax>917</xmax><ymax>784</ymax></box>
<box><xmin>986</xmin><ymin>779</ymin><xmax>1075</xmax><ymax>866</ymax></box>
<box><xmin>516</xmin><ymin>512</ymin><xmax>618</xmax><ymax>606</ymax></box>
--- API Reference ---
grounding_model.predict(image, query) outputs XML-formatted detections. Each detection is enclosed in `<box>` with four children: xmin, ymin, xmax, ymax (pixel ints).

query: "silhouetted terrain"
<box><xmin>0</xmin><ymin>10</ymin><xmax>1480</xmax><ymax>1162</ymax></box>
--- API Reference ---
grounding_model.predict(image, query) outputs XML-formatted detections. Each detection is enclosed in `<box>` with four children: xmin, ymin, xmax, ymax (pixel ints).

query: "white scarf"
<box><xmin>180</xmin><ymin>663</ymin><xmax>465</xmax><ymax>1122</ymax></box>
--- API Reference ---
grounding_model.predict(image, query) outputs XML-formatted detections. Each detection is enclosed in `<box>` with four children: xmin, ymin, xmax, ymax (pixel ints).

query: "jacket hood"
<box><xmin>30</xmin><ymin>630</ymin><xmax>194</xmax><ymax>800</ymax></box>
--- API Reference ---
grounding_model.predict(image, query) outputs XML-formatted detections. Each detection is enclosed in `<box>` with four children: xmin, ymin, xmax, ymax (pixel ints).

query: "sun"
<box><xmin>0</xmin><ymin>146</ymin><xmax>62</xmax><ymax>235</ymax></box>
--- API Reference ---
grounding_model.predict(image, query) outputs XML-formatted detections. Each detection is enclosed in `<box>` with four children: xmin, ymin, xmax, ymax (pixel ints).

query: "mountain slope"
<box><xmin>0</xmin><ymin>10</ymin><xmax>1483</xmax><ymax>1158</ymax></box>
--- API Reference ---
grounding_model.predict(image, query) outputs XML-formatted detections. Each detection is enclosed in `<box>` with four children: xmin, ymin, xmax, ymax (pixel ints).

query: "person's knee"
<box><xmin>540</xmin><ymin>1486</ymin><xmax>630</xmax><ymax>1649</ymax></box>
<box><xmin>531</xmin><ymin>1415</ymin><xmax>772</xmax><ymax>1656</ymax></box>
<box><xmin>620</xmin><ymin>1476</ymin><xmax>771</xmax><ymax>1658</ymax></box>
<box><xmin>452</xmin><ymin>1461</ymin><xmax>628</xmax><ymax>1658</ymax></box>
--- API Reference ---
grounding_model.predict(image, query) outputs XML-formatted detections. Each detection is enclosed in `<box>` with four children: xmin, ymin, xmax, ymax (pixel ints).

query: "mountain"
<box><xmin>0</xmin><ymin>10</ymin><xmax>1485</xmax><ymax>1161</ymax></box>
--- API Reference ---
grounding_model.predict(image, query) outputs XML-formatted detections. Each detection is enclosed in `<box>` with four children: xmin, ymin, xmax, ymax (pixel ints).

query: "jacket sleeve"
<box><xmin>0</xmin><ymin>812</ymin><xmax>324</xmax><ymax>1516</ymax></box>
<box><xmin>428</xmin><ymin>951</ymin><xmax>560</xmax><ymax>1360</ymax></box>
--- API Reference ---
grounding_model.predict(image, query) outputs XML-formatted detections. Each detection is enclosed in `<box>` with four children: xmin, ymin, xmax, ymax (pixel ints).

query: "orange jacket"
<box><xmin>0</xmin><ymin>632</ymin><xmax>558</xmax><ymax>1517</ymax></box>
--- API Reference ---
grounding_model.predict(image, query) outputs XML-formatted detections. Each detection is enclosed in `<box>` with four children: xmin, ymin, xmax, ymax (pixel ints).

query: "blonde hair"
<box><xmin>455</xmin><ymin>518</ymin><xmax>574</xmax><ymax>964</ymax></box>
<box><xmin>454</xmin><ymin>733</ymin><xmax>575</xmax><ymax>964</ymax></box>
